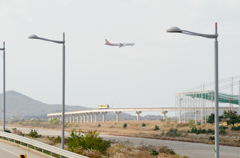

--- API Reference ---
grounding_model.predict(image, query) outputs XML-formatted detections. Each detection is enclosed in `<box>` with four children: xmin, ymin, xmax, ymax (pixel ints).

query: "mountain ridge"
<box><xmin>0</xmin><ymin>90</ymin><xmax>89</xmax><ymax>118</ymax></box>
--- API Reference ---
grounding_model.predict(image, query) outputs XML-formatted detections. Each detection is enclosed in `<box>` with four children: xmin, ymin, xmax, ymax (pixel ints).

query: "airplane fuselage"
<box><xmin>105</xmin><ymin>39</ymin><xmax>135</xmax><ymax>48</ymax></box>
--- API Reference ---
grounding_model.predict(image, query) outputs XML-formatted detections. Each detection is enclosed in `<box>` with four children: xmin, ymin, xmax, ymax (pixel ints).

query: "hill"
<box><xmin>0</xmin><ymin>90</ymin><xmax>90</xmax><ymax>118</ymax></box>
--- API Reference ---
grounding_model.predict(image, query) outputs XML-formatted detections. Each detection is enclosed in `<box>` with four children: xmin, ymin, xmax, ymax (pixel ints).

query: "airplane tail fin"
<box><xmin>105</xmin><ymin>39</ymin><xmax>112</xmax><ymax>45</ymax></box>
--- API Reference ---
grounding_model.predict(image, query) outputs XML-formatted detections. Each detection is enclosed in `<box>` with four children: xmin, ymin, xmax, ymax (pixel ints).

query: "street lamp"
<box><xmin>28</xmin><ymin>34</ymin><xmax>66</xmax><ymax>156</ymax></box>
<box><xmin>0</xmin><ymin>42</ymin><xmax>6</xmax><ymax>132</ymax></box>
<box><xmin>167</xmin><ymin>23</ymin><xmax>219</xmax><ymax>158</ymax></box>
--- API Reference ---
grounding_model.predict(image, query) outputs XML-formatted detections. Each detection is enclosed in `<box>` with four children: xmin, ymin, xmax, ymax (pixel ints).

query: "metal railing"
<box><xmin>0</xmin><ymin>131</ymin><xmax>88</xmax><ymax>158</ymax></box>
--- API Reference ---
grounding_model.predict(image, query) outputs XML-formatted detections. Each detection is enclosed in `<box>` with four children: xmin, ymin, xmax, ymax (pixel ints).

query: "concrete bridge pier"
<box><xmin>90</xmin><ymin>113</ymin><xmax>93</xmax><ymax>123</ymax></box>
<box><xmin>72</xmin><ymin>115</ymin><xmax>75</xmax><ymax>123</ymax></box>
<box><xmin>162</xmin><ymin>111</ymin><xmax>168</xmax><ymax>120</ymax></box>
<box><xmin>86</xmin><ymin>113</ymin><xmax>89</xmax><ymax>123</ymax></box>
<box><xmin>114</xmin><ymin>111</ymin><xmax>122</xmax><ymax>122</ymax></box>
<box><xmin>69</xmin><ymin>115</ymin><xmax>72</xmax><ymax>123</ymax></box>
<box><xmin>194</xmin><ymin>111</ymin><xmax>199</xmax><ymax>124</ymax></box>
<box><xmin>135</xmin><ymin>111</ymin><xmax>142</xmax><ymax>121</ymax></box>
<box><xmin>94</xmin><ymin>112</ymin><xmax>99</xmax><ymax>122</ymax></box>
<box><xmin>79</xmin><ymin>115</ymin><xmax>82</xmax><ymax>123</ymax></box>
<box><xmin>101</xmin><ymin>112</ymin><xmax>108</xmax><ymax>122</ymax></box>
<box><xmin>76</xmin><ymin>115</ymin><xmax>79</xmax><ymax>123</ymax></box>
<box><xmin>83</xmin><ymin>114</ymin><xmax>86</xmax><ymax>123</ymax></box>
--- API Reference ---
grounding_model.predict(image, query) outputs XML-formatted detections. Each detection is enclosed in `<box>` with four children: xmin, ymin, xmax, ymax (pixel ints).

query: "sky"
<box><xmin>0</xmin><ymin>0</ymin><xmax>240</xmax><ymax>111</ymax></box>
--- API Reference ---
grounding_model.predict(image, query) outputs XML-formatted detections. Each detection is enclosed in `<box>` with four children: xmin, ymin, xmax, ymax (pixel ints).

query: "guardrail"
<box><xmin>0</xmin><ymin>131</ymin><xmax>88</xmax><ymax>158</ymax></box>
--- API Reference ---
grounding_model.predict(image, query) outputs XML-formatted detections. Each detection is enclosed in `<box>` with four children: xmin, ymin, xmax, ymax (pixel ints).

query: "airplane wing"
<box><xmin>122</xmin><ymin>43</ymin><xmax>135</xmax><ymax>47</ymax></box>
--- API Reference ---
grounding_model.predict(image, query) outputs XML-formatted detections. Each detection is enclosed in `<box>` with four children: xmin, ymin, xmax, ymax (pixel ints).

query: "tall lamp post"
<box><xmin>28</xmin><ymin>34</ymin><xmax>66</xmax><ymax>156</ymax></box>
<box><xmin>0</xmin><ymin>42</ymin><xmax>5</xmax><ymax>132</ymax></box>
<box><xmin>167</xmin><ymin>23</ymin><xmax>219</xmax><ymax>158</ymax></box>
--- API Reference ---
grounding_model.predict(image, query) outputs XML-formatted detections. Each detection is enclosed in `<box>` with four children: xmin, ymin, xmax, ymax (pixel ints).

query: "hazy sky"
<box><xmin>0</xmin><ymin>0</ymin><xmax>240</xmax><ymax>109</ymax></box>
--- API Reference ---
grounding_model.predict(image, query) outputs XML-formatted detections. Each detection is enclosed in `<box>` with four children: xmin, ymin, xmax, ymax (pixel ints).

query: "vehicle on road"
<box><xmin>98</xmin><ymin>104</ymin><xmax>109</xmax><ymax>109</ymax></box>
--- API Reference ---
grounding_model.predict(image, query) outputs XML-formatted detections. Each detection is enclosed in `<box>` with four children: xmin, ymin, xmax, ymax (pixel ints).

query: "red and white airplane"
<box><xmin>105</xmin><ymin>39</ymin><xmax>135</xmax><ymax>48</ymax></box>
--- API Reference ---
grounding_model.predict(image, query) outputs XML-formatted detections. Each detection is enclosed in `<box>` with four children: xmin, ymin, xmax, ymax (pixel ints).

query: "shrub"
<box><xmin>12</xmin><ymin>128</ymin><xmax>17</xmax><ymax>133</ymax></box>
<box><xmin>189</xmin><ymin>120</ymin><xmax>195</xmax><ymax>127</ymax></box>
<box><xmin>209</xmin><ymin>136</ymin><xmax>215</xmax><ymax>140</ymax></box>
<box><xmin>219</xmin><ymin>129</ymin><xmax>226</xmax><ymax>135</ymax></box>
<box><xmin>33</xmin><ymin>120</ymin><xmax>40</xmax><ymax>125</ymax></box>
<box><xmin>5</xmin><ymin>129</ymin><xmax>11</xmax><ymax>133</ymax></box>
<box><xmin>219</xmin><ymin>125</ymin><xmax>228</xmax><ymax>130</ymax></box>
<box><xmin>192</xmin><ymin>128</ymin><xmax>214</xmax><ymax>135</ymax></box>
<box><xmin>123</xmin><ymin>123</ymin><xmax>127</xmax><ymax>128</ymax></box>
<box><xmin>142</xmin><ymin>123</ymin><xmax>146</xmax><ymax>127</ymax></box>
<box><xmin>153</xmin><ymin>125</ymin><xmax>160</xmax><ymax>131</ymax></box>
<box><xmin>202</xmin><ymin>129</ymin><xmax>206</xmax><ymax>134</ymax></box>
<box><xmin>28</xmin><ymin>129</ymin><xmax>41</xmax><ymax>138</ymax></box>
<box><xmin>231</xmin><ymin>126</ymin><xmax>240</xmax><ymax>131</ymax></box>
<box><xmin>206</xmin><ymin>129</ymin><xmax>214</xmax><ymax>134</ymax></box>
<box><xmin>18</xmin><ymin>120</ymin><xmax>23</xmax><ymax>125</ymax></box>
<box><xmin>49</xmin><ymin>118</ymin><xmax>60</xmax><ymax>125</ymax></box>
<box><xmin>72</xmin><ymin>124</ymin><xmax>79</xmax><ymax>127</ymax></box>
<box><xmin>191</xmin><ymin>127</ymin><xmax>197</xmax><ymax>133</ymax></box>
<box><xmin>98</xmin><ymin>124</ymin><xmax>101</xmax><ymax>127</ymax></box>
<box><xmin>158</xmin><ymin>146</ymin><xmax>176</xmax><ymax>155</ymax></box>
<box><xmin>196</xmin><ymin>130</ymin><xmax>200</xmax><ymax>135</ymax></box>
<box><xmin>161</xmin><ymin>130</ymin><xmax>165</xmax><ymax>136</ymax></box>
<box><xmin>197</xmin><ymin>122</ymin><xmax>201</xmax><ymax>125</ymax></box>
<box><xmin>150</xmin><ymin>150</ymin><xmax>159</xmax><ymax>156</ymax></box>
<box><xmin>47</xmin><ymin>136</ymin><xmax>61</xmax><ymax>144</ymax></box>
<box><xmin>166</xmin><ymin>128</ymin><xmax>181</xmax><ymax>137</ymax></box>
<box><xmin>67</xmin><ymin>130</ymin><xmax>110</xmax><ymax>155</ymax></box>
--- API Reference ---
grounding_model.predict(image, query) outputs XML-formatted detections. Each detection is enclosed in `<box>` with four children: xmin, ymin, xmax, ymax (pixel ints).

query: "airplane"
<box><xmin>105</xmin><ymin>39</ymin><xmax>135</xmax><ymax>48</ymax></box>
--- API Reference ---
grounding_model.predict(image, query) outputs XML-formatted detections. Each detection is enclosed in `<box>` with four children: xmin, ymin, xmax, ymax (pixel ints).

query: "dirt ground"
<box><xmin>6</xmin><ymin>120</ymin><xmax>240</xmax><ymax>147</ymax></box>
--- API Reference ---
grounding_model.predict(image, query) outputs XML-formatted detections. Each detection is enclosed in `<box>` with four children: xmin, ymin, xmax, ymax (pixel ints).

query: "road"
<box><xmin>5</xmin><ymin>126</ymin><xmax>240</xmax><ymax>158</ymax></box>
<box><xmin>0</xmin><ymin>139</ymin><xmax>51</xmax><ymax>158</ymax></box>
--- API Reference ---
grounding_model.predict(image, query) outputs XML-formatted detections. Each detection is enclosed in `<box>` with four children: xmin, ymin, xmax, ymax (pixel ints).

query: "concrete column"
<box><xmin>69</xmin><ymin>115</ymin><xmax>72</xmax><ymax>123</ymax></box>
<box><xmin>114</xmin><ymin>111</ymin><xmax>122</xmax><ymax>122</ymax></box>
<box><xmin>94</xmin><ymin>112</ymin><xmax>99</xmax><ymax>122</ymax></box>
<box><xmin>162</xmin><ymin>111</ymin><xmax>168</xmax><ymax>120</ymax></box>
<box><xmin>90</xmin><ymin>113</ymin><xmax>93</xmax><ymax>123</ymax></box>
<box><xmin>76</xmin><ymin>115</ymin><xmax>79</xmax><ymax>123</ymax></box>
<box><xmin>65</xmin><ymin>116</ymin><xmax>67</xmax><ymax>122</ymax></box>
<box><xmin>86</xmin><ymin>114</ymin><xmax>89</xmax><ymax>123</ymax></box>
<box><xmin>72</xmin><ymin>115</ymin><xmax>75</xmax><ymax>123</ymax></box>
<box><xmin>135</xmin><ymin>111</ymin><xmax>142</xmax><ymax>121</ymax></box>
<box><xmin>83</xmin><ymin>114</ymin><xmax>86</xmax><ymax>123</ymax></box>
<box><xmin>101</xmin><ymin>112</ymin><xmax>108</xmax><ymax>122</ymax></box>
<box><xmin>65</xmin><ymin>116</ymin><xmax>67</xmax><ymax>123</ymax></box>
<box><xmin>80</xmin><ymin>115</ymin><xmax>83</xmax><ymax>123</ymax></box>
<box><xmin>194</xmin><ymin>111</ymin><xmax>199</xmax><ymax>124</ymax></box>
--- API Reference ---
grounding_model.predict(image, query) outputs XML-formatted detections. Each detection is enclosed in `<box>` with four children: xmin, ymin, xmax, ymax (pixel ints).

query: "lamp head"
<box><xmin>28</xmin><ymin>35</ymin><xmax>39</xmax><ymax>39</ymax></box>
<box><xmin>167</xmin><ymin>27</ymin><xmax>182</xmax><ymax>33</ymax></box>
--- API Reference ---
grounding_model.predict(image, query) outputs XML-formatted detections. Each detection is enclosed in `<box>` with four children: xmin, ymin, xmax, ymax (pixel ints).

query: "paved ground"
<box><xmin>5</xmin><ymin>126</ymin><xmax>240</xmax><ymax>158</ymax></box>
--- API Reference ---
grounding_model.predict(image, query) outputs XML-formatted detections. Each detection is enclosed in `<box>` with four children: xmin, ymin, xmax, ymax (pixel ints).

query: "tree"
<box><xmin>222</xmin><ymin>110</ymin><xmax>238</xmax><ymax>126</ymax></box>
<box><xmin>207</xmin><ymin>113</ymin><xmax>222</xmax><ymax>125</ymax></box>
<box><xmin>207</xmin><ymin>113</ymin><xmax>214</xmax><ymax>125</ymax></box>
<box><xmin>227</xmin><ymin>112</ymin><xmax>238</xmax><ymax>126</ymax></box>
<box><xmin>238</xmin><ymin>115</ymin><xmax>240</xmax><ymax>125</ymax></box>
